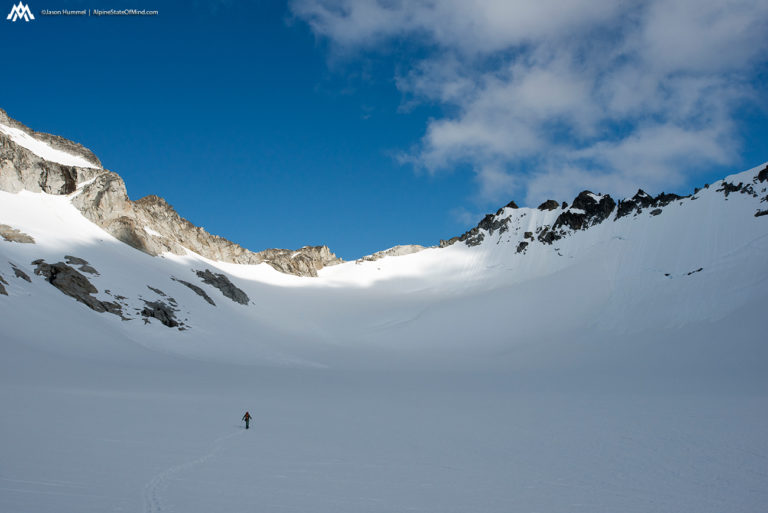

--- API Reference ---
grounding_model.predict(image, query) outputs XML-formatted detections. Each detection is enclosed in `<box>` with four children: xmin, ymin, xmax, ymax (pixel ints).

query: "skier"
<box><xmin>242</xmin><ymin>411</ymin><xmax>252</xmax><ymax>430</ymax></box>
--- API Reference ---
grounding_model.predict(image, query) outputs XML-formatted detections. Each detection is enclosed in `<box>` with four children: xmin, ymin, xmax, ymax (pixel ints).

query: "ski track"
<box><xmin>144</xmin><ymin>430</ymin><xmax>244</xmax><ymax>513</ymax></box>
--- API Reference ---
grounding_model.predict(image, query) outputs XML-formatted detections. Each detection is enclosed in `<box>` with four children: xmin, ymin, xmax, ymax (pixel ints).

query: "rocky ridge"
<box><xmin>443</xmin><ymin>164</ymin><xmax>768</xmax><ymax>251</ymax></box>
<box><xmin>356</xmin><ymin>244</ymin><xmax>425</xmax><ymax>263</ymax></box>
<box><xmin>2</xmin><ymin>106</ymin><xmax>766</xmax><ymax>333</ymax></box>
<box><xmin>0</xmin><ymin>108</ymin><xmax>341</xmax><ymax>277</ymax></box>
<box><xmin>3</xmin><ymin>108</ymin><xmax>767</xmax><ymax>281</ymax></box>
<box><xmin>440</xmin><ymin>201</ymin><xmax>520</xmax><ymax>248</ymax></box>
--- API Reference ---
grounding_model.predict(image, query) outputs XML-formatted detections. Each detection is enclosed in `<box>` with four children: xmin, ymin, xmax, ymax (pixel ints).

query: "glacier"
<box><xmin>1</xmin><ymin>113</ymin><xmax>767</xmax><ymax>512</ymax></box>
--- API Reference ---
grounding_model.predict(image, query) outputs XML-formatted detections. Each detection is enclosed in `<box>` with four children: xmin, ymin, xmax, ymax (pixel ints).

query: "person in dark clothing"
<box><xmin>242</xmin><ymin>411</ymin><xmax>252</xmax><ymax>429</ymax></box>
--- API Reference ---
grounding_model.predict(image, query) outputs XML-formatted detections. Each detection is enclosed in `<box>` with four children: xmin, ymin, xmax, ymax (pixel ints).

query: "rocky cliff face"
<box><xmin>0</xmin><ymin>108</ymin><xmax>341</xmax><ymax>277</ymax></box>
<box><xmin>0</xmin><ymin>127</ymin><xmax>101</xmax><ymax>196</ymax></box>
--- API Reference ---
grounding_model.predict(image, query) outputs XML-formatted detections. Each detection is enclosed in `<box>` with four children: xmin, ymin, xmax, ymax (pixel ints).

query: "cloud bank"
<box><xmin>293</xmin><ymin>0</ymin><xmax>768</xmax><ymax>204</ymax></box>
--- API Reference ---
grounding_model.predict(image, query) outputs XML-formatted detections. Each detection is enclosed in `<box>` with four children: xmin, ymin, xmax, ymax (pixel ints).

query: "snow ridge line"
<box><xmin>143</xmin><ymin>430</ymin><xmax>244</xmax><ymax>513</ymax></box>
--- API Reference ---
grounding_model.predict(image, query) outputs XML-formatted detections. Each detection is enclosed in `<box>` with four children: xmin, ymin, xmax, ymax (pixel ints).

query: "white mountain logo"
<box><xmin>6</xmin><ymin>2</ymin><xmax>34</xmax><ymax>21</ymax></box>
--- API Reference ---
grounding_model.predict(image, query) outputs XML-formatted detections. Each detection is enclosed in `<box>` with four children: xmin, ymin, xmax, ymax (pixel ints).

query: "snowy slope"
<box><xmin>1</xmin><ymin>151</ymin><xmax>767</xmax><ymax>512</ymax></box>
<box><xmin>3</xmin><ymin>163</ymin><xmax>766</xmax><ymax>368</ymax></box>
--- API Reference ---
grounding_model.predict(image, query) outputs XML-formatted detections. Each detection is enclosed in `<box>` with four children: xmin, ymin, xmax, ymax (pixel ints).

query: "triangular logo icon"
<box><xmin>6</xmin><ymin>2</ymin><xmax>35</xmax><ymax>22</ymax></box>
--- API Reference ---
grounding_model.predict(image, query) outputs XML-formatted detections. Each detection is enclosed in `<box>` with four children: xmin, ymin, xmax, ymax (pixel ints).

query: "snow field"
<box><xmin>1</xmin><ymin>164</ymin><xmax>767</xmax><ymax>511</ymax></box>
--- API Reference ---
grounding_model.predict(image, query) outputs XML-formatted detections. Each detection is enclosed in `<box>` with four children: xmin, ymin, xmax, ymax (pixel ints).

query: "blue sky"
<box><xmin>2</xmin><ymin>0</ymin><xmax>767</xmax><ymax>259</ymax></box>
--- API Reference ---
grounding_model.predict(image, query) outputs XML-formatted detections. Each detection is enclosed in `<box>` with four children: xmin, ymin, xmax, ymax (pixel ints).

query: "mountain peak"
<box><xmin>442</xmin><ymin>163</ymin><xmax>768</xmax><ymax>252</ymax></box>
<box><xmin>0</xmin><ymin>108</ymin><xmax>341</xmax><ymax>277</ymax></box>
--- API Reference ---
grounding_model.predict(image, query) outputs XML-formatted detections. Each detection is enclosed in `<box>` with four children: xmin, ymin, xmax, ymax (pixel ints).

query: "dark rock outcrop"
<box><xmin>65</xmin><ymin>255</ymin><xmax>99</xmax><ymax>275</ymax></box>
<box><xmin>461</xmin><ymin>229</ymin><xmax>485</xmax><ymax>247</ymax></box>
<box><xmin>195</xmin><ymin>269</ymin><xmax>249</xmax><ymax>305</ymax></box>
<box><xmin>718</xmin><ymin>182</ymin><xmax>743</xmax><ymax>197</ymax></box>
<box><xmin>0</xmin><ymin>275</ymin><xmax>7</xmax><ymax>295</ymax></box>
<box><xmin>653</xmin><ymin>192</ymin><xmax>684</xmax><ymax>207</ymax></box>
<box><xmin>716</xmin><ymin>180</ymin><xmax>759</xmax><ymax>199</ymax></box>
<box><xmin>757</xmin><ymin>165</ymin><xmax>768</xmax><ymax>183</ymax></box>
<box><xmin>550</xmin><ymin>211</ymin><xmax>582</xmax><ymax>232</ymax></box>
<box><xmin>64</xmin><ymin>255</ymin><xmax>88</xmax><ymax>266</ymax></box>
<box><xmin>552</xmin><ymin>191</ymin><xmax>616</xmax><ymax>232</ymax></box>
<box><xmin>80</xmin><ymin>264</ymin><xmax>99</xmax><ymax>275</ymax></box>
<box><xmin>33</xmin><ymin>259</ymin><xmax>96</xmax><ymax>292</ymax></box>
<box><xmin>531</xmin><ymin>191</ymin><xmax>617</xmax><ymax>244</ymax></box>
<box><xmin>492</xmin><ymin>202</ymin><xmax>517</xmax><ymax>217</ymax></box>
<box><xmin>32</xmin><ymin>259</ymin><xmax>122</xmax><ymax>316</ymax></box>
<box><xmin>516</xmin><ymin>241</ymin><xmax>528</xmax><ymax>253</ymax></box>
<box><xmin>615</xmin><ymin>190</ymin><xmax>684</xmax><ymax>219</ymax></box>
<box><xmin>616</xmin><ymin>190</ymin><xmax>654</xmax><ymax>219</ymax></box>
<box><xmin>755</xmin><ymin>209</ymin><xmax>768</xmax><ymax>217</ymax></box>
<box><xmin>455</xmin><ymin>207</ymin><xmax>517</xmax><ymax>247</ymax></box>
<box><xmin>478</xmin><ymin>213</ymin><xmax>511</xmax><ymax>236</ymax></box>
<box><xmin>572</xmin><ymin>191</ymin><xmax>617</xmax><ymax>222</ymax></box>
<box><xmin>172</xmin><ymin>277</ymin><xmax>216</xmax><ymax>306</ymax></box>
<box><xmin>146</xmin><ymin>286</ymin><xmax>167</xmax><ymax>297</ymax></box>
<box><xmin>141</xmin><ymin>301</ymin><xmax>179</xmax><ymax>328</ymax></box>
<box><xmin>11</xmin><ymin>264</ymin><xmax>30</xmax><ymax>282</ymax></box>
<box><xmin>537</xmin><ymin>200</ymin><xmax>559</xmax><ymax>211</ymax></box>
<box><xmin>537</xmin><ymin>228</ymin><xmax>557</xmax><ymax>244</ymax></box>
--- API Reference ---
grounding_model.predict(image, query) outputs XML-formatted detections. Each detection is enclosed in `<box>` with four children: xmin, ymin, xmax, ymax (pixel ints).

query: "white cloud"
<box><xmin>525</xmin><ymin>123</ymin><xmax>735</xmax><ymax>205</ymax></box>
<box><xmin>293</xmin><ymin>0</ymin><xmax>768</xmax><ymax>205</ymax></box>
<box><xmin>292</xmin><ymin>0</ymin><xmax>623</xmax><ymax>53</ymax></box>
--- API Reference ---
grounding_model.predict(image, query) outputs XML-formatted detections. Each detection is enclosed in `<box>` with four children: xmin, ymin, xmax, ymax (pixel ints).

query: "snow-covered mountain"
<box><xmin>1</xmin><ymin>110</ymin><xmax>767</xmax><ymax>513</ymax></box>
<box><xmin>0</xmin><ymin>108</ymin><xmax>340</xmax><ymax>278</ymax></box>
<box><xmin>2</xmin><ymin>108</ymin><xmax>766</xmax><ymax>367</ymax></box>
